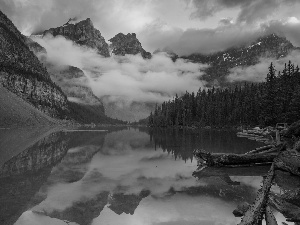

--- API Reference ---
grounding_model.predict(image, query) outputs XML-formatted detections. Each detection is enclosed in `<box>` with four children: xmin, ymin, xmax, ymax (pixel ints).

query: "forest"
<box><xmin>148</xmin><ymin>61</ymin><xmax>300</xmax><ymax>128</ymax></box>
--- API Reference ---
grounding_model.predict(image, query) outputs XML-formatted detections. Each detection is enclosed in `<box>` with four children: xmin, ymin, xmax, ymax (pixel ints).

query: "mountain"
<box><xmin>0</xmin><ymin>129</ymin><xmax>108</xmax><ymax>225</ymax></box>
<box><xmin>43</xmin><ymin>65</ymin><xmax>105</xmax><ymax>113</ymax></box>
<box><xmin>0</xmin><ymin>10</ymin><xmax>69</xmax><ymax>121</ymax></box>
<box><xmin>183</xmin><ymin>33</ymin><xmax>298</xmax><ymax>84</ymax></box>
<box><xmin>153</xmin><ymin>47</ymin><xmax>178</xmax><ymax>61</ymax></box>
<box><xmin>35</xmin><ymin>18</ymin><xmax>153</xmax><ymax>121</ymax></box>
<box><xmin>26</xmin><ymin>38</ymin><xmax>112</xmax><ymax>121</ymax></box>
<box><xmin>0</xmin><ymin>10</ymin><xmax>124</xmax><ymax>126</ymax></box>
<box><xmin>109</xmin><ymin>33</ymin><xmax>151</xmax><ymax>59</ymax></box>
<box><xmin>42</xmin><ymin>18</ymin><xmax>110</xmax><ymax>57</ymax></box>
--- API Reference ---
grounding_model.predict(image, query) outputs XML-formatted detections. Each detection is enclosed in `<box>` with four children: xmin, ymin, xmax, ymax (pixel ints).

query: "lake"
<box><xmin>0</xmin><ymin>127</ymin><xmax>288</xmax><ymax>225</ymax></box>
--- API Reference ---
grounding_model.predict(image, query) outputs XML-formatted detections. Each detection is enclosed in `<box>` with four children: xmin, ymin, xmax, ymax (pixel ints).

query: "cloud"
<box><xmin>30</xmin><ymin>129</ymin><xmax>201</xmax><ymax>213</ymax></box>
<box><xmin>218</xmin><ymin>17</ymin><xmax>233</xmax><ymax>26</ymax></box>
<box><xmin>32</xmin><ymin>35</ymin><xmax>206</xmax><ymax>104</ymax></box>
<box><xmin>139</xmin><ymin>14</ymin><xmax>300</xmax><ymax>56</ymax></box>
<box><xmin>189</xmin><ymin>0</ymin><xmax>300</xmax><ymax>24</ymax></box>
<box><xmin>0</xmin><ymin>0</ymin><xmax>157</xmax><ymax>37</ymax></box>
<box><xmin>2</xmin><ymin>0</ymin><xmax>300</xmax><ymax>56</ymax></box>
<box><xmin>262</xmin><ymin>18</ymin><xmax>300</xmax><ymax>47</ymax></box>
<box><xmin>92</xmin><ymin>195</ymin><xmax>240</xmax><ymax>225</ymax></box>
<box><xmin>140</xmin><ymin>21</ymin><xmax>264</xmax><ymax>55</ymax></box>
<box><xmin>227</xmin><ymin>50</ymin><xmax>300</xmax><ymax>82</ymax></box>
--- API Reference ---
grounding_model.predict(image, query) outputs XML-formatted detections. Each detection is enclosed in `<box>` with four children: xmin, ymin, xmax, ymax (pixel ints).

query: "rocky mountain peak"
<box><xmin>183</xmin><ymin>33</ymin><xmax>298</xmax><ymax>84</ymax></box>
<box><xmin>153</xmin><ymin>47</ymin><xmax>178</xmax><ymax>61</ymax></box>
<box><xmin>42</xmin><ymin>18</ymin><xmax>110</xmax><ymax>57</ymax></box>
<box><xmin>109</xmin><ymin>33</ymin><xmax>151</xmax><ymax>59</ymax></box>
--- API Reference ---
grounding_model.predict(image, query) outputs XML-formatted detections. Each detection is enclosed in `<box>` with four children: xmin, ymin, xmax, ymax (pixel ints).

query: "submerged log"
<box><xmin>193</xmin><ymin>165</ymin><xmax>271</xmax><ymax>178</ymax></box>
<box><xmin>238</xmin><ymin>164</ymin><xmax>275</xmax><ymax>225</ymax></box>
<box><xmin>194</xmin><ymin>149</ymin><xmax>277</xmax><ymax>167</ymax></box>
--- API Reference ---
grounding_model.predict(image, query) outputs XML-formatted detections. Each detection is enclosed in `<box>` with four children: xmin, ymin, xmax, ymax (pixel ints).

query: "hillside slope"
<box><xmin>0</xmin><ymin>85</ymin><xmax>56</xmax><ymax>127</ymax></box>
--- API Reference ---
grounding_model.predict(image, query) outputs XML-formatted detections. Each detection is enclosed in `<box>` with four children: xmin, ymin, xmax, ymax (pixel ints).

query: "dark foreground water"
<box><xmin>0</xmin><ymin>127</ymin><xmax>289</xmax><ymax>225</ymax></box>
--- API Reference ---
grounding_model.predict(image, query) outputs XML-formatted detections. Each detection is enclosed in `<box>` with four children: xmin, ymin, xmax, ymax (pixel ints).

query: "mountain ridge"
<box><xmin>109</xmin><ymin>33</ymin><xmax>151</xmax><ymax>59</ymax></box>
<box><xmin>0</xmin><ymin>10</ymin><xmax>125</xmax><ymax>126</ymax></box>
<box><xmin>42</xmin><ymin>18</ymin><xmax>110</xmax><ymax>57</ymax></box>
<box><xmin>182</xmin><ymin>33</ymin><xmax>299</xmax><ymax>84</ymax></box>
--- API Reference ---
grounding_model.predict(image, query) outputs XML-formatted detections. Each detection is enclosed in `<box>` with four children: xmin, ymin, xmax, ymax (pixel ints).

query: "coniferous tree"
<box><xmin>147</xmin><ymin>61</ymin><xmax>300</xmax><ymax>128</ymax></box>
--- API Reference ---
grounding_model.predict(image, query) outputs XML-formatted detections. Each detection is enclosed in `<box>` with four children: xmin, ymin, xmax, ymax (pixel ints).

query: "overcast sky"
<box><xmin>2</xmin><ymin>0</ymin><xmax>300</xmax><ymax>55</ymax></box>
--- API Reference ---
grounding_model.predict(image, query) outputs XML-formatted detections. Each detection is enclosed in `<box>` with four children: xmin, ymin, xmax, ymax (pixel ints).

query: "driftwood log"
<box><xmin>245</xmin><ymin>145</ymin><xmax>275</xmax><ymax>155</ymax></box>
<box><xmin>238</xmin><ymin>164</ymin><xmax>275</xmax><ymax>225</ymax></box>
<box><xmin>193</xmin><ymin>149</ymin><xmax>277</xmax><ymax>167</ymax></box>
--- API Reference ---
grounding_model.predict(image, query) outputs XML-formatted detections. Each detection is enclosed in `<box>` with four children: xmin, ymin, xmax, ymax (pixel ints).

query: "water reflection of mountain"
<box><xmin>28</xmin><ymin>129</ymin><xmax>262</xmax><ymax>225</ymax></box>
<box><xmin>0</xmin><ymin>129</ymin><xmax>110</xmax><ymax>225</ymax></box>
<box><xmin>148</xmin><ymin>128</ymin><xmax>264</xmax><ymax>162</ymax></box>
<box><xmin>108</xmin><ymin>190</ymin><xmax>151</xmax><ymax>215</ymax></box>
<box><xmin>49</xmin><ymin>191</ymin><xmax>109</xmax><ymax>225</ymax></box>
<box><xmin>1</xmin><ymin>127</ymin><xmax>267</xmax><ymax>225</ymax></box>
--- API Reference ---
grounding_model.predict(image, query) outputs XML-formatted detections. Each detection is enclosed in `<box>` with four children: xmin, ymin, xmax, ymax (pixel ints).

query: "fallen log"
<box><xmin>238</xmin><ymin>163</ymin><xmax>275</xmax><ymax>225</ymax></box>
<box><xmin>194</xmin><ymin>149</ymin><xmax>277</xmax><ymax>167</ymax></box>
<box><xmin>245</xmin><ymin>145</ymin><xmax>274</xmax><ymax>155</ymax></box>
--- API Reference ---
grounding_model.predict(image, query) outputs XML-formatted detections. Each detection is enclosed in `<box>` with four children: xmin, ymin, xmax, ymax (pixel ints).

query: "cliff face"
<box><xmin>109</xmin><ymin>33</ymin><xmax>152</xmax><ymax>59</ymax></box>
<box><xmin>26</xmin><ymin>39</ymin><xmax>109</xmax><ymax>122</ymax></box>
<box><xmin>0</xmin><ymin>10</ymin><xmax>69</xmax><ymax>119</ymax></box>
<box><xmin>43</xmin><ymin>18</ymin><xmax>110</xmax><ymax>57</ymax></box>
<box><xmin>47</xmin><ymin>65</ymin><xmax>105</xmax><ymax>113</ymax></box>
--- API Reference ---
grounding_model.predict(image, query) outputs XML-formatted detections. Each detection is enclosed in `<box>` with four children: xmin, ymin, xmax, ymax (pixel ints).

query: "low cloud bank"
<box><xmin>33</xmin><ymin>35</ymin><xmax>207</xmax><ymax>106</ymax></box>
<box><xmin>139</xmin><ymin>16</ymin><xmax>300</xmax><ymax>56</ymax></box>
<box><xmin>227</xmin><ymin>50</ymin><xmax>300</xmax><ymax>82</ymax></box>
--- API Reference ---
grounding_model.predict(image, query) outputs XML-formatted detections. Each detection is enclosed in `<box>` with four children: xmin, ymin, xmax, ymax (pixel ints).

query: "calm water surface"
<box><xmin>0</xmin><ymin>127</ymin><xmax>288</xmax><ymax>225</ymax></box>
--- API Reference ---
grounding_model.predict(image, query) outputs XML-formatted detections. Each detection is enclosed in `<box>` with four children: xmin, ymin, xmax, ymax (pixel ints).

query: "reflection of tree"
<box><xmin>149</xmin><ymin>128</ymin><xmax>263</xmax><ymax>162</ymax></box>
